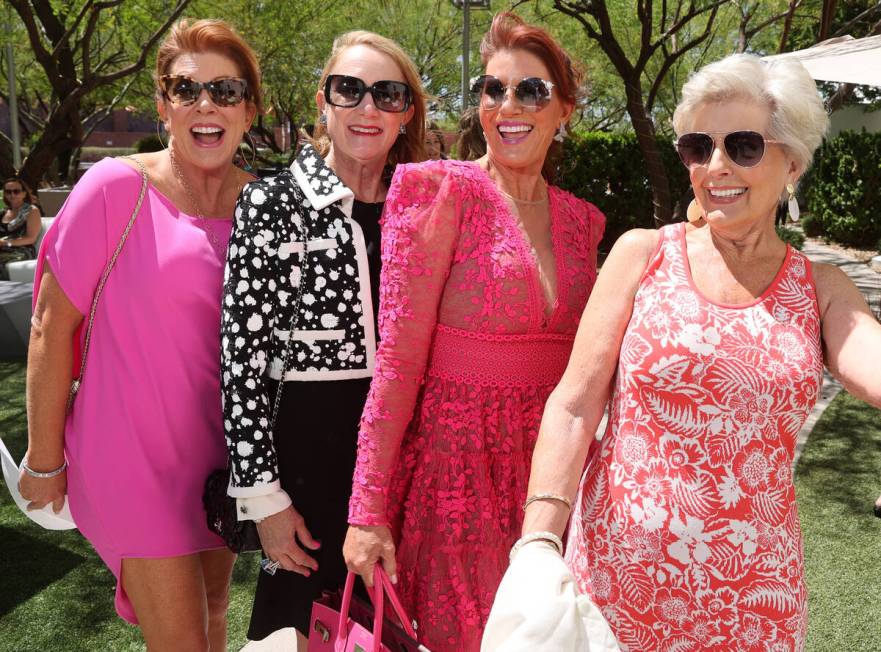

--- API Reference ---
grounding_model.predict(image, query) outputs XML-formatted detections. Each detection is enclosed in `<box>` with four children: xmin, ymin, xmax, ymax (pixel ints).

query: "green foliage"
<box><xmin>800</xmin><ymin>213</ymin><xmax>824</xmax><ymax>238</ymax></box>
<box><xmin>556</xmin><ymin>131</ymin><xmax>690</xmax><ymax>248</ymax></box>
<box><xmin>776</xmin><ymin>225</ymin><xmax>805</xmax><ymax>250</ymax></box>
<box><xmin>804</xmin><ymin>131</ymin><xmax>881</xmax><ymax>248</ymax></box>
<box><xmin>134</xmin><ymin>135</ymin><xmax>163</xmax><ymax>153</ymax></box>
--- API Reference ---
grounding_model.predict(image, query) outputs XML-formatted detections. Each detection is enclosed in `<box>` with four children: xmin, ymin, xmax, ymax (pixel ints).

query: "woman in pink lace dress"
<box><xmin>496</xmin><ymin>54</ymin><xmax>881</xmax><ymax>651</ymax></box>
<box><xmin>343</xmin><ymin>13</ymin><xmax>605</xmax><ymax>651</ymax></box>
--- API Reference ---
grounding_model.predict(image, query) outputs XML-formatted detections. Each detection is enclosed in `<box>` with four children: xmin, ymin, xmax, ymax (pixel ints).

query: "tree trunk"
<box><xmin>623</xmin><ymin>79</ymin><xmax>673</xmax><ymax>226</ymax></box>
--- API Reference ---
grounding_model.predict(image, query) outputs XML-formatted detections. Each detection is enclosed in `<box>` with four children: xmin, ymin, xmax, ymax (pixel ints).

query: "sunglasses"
<box><xmin>675</xmin><ymin>131</ymin><xmax>783</xmax><ymax>169</ymax></box>
<box><xmin>324</xmin><ymin>75</ymin><xmax>412</xmax><ymax>113</ymax></box>
<box><xmin>470</xmin><ymin>75</ymin><xmax>555</xmax><ymax>112</ymax></box>
<box><xmin>3</xmin><ymin>188</ymin><xmax>23</xmax><ymax>195</ymax></box>
<box><xmin>160</xmin><ymin>75</ymin><xmax>249</xmax><ymax>107</ymax></box>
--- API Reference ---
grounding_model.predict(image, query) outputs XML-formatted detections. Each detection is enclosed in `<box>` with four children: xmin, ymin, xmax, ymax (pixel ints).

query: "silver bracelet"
<box><xmin>22</xmin><ymin>459</ymin><xmax>67</xmax><ymax>478</ymax></box>
<box><xmin>523</xmin><ymin>492</ymin><xmax>573</xmax><ymax>511</ymax></box>
<box><xmin>509</xmin><ymin>531</ymin><xmax>564</xmax><ymax>563</ymax></box>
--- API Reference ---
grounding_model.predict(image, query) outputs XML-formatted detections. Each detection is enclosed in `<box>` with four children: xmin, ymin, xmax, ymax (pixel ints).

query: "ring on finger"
<box><xmin>260</xmin><ymin>558</ymin><xmax>280</xmax><ymax>576</ymax></box>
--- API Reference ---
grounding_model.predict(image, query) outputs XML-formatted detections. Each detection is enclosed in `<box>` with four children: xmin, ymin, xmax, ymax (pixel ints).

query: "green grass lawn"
<box><xmin>1</xmin><ymin>359</ymin><xmax>880</xmax><ymax>651</ymax></box>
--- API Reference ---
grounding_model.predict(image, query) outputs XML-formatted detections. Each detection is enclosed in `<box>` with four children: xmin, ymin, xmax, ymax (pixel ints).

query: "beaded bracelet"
<box><xmin>22</xmin><ymin>460</ymin><xmax>67</xmax><ymax>479</ymax></box>
<box><xmin>509</xmin><ymin>531</ymin><xmax>564</xmax><ymax>563</ymax></box>
<box><xmin>522</xmin><ymin>492</ymin><xmax>573</xmax><ymax>511</ymax></box>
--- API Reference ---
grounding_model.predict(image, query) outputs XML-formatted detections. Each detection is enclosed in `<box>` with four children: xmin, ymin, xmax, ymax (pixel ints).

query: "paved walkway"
<box><xmin>792</xmin><ymin>238</ymin><xmax>881</xmax><ymax>470</ymax></box>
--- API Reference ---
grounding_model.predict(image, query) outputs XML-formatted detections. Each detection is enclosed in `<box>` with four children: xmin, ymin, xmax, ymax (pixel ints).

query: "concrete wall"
<box><xmin>829</xmin><ymin>104</ymin><xmax>881</xmax><ymax>137</ymax></box>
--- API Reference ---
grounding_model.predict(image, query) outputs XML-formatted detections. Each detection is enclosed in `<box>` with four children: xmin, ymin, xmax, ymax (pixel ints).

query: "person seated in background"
<box><xmin>425</xmin><ymin>122</ymin><xmax>447</xmax><ymax>159</ymax></box>
<box><xmin>0</xmin><ymin>178</ymin><xmax>41</xmax><ymax>280</ymax></box>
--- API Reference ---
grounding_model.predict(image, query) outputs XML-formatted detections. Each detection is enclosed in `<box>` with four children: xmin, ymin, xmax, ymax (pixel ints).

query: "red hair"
<box><xmin>479</xmin><ymin>12</ymin><xmax>583</xmax><ymax>110</ymax></box>
<box><xmin>155</xmin><ymin>19</ymin><xmax>263</xmax><ymax>114</ymax></box>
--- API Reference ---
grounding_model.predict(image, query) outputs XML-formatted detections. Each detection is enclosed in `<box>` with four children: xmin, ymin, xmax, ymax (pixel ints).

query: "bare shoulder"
<box><xmin>606</xmin><ymin>228</ymin><xmax>661</xmax><ymax>264</ymax></box>
<box><xmin>115</xmin><ymin>151</ymin><xmax>163</xmax><ymax>177</ymax></box>
<box><xmin>810</xmin><ymin>260</ymin><xmax>868</xmax><ymax>318</ymax></box>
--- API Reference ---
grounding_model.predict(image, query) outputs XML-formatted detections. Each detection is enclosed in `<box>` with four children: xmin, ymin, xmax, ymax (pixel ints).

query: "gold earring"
<box><xmin>686</xmin><ymin>198</ymin><xmax>704</xmax><ymax>224</ymax></box>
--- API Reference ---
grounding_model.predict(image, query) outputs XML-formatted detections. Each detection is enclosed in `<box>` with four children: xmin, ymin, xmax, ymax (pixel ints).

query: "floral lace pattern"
<box><xmin>349</xmin><ymin>159</ymin><xmax>605</xmax><ymax>650</ymax></box>
<box><xmin>566</xmin><ymin>223</ymin><xmax>823</xmax><ymax>652</ymax></box>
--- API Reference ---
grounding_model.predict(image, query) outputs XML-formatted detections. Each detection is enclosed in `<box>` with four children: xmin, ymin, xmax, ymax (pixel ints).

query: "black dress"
<box><xmin>247</xmin><ymin>199</ymin><xmax>382</xmax><ymax>639</ymax></box>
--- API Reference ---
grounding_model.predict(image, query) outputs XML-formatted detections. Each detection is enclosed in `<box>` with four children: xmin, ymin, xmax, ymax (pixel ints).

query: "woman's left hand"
<box><xmin>343</xmin><ymin>524</ymin><xmax>397</xmax><ymax>588</ymax></box>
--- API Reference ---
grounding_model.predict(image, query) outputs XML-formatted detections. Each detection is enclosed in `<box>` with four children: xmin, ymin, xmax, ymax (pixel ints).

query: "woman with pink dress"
<box><xmin>19</xmin><ymin>20</ymin><xmax>259</xmax><ymax>650</ymax></box>
<box><xmin>494</xmin><ymin>54</ymin><xmax>881</xmax><ymax>651</ymax></box>
<box><xmin>343</xmin><ymin>13</ymin><xmax>605</xmax><ymax>651</ymax></box>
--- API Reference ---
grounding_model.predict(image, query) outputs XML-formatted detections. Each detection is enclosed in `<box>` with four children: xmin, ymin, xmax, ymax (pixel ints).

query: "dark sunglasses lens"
<box><xmin>328</xmin><ymin>76</ymin><xmax>365</xmax><ymax>107</ymax></box>
<box><xmin>209</xmin><ymin>79</ymin><xmax>247</xmax><ymax>106</ymax></box>
<box><xmin>676</xmin><ymin>133</ymin><xmax>713</xmax><ymax>167</ymax></box>
<box><xmin>725</xmin><ymin>131</ymin><xmax>765</xmax><ymax>167</ymax></box>
<box><xmin>516</xmin><ymin>78</ymin><xmax>550</xmax><ymax>108</ymax></box>
<box><xmin>372</xmin><ymin>81</ymin><xmax>411</xmax><ymax>112</ymax></box>
<box><xmin>4</xmin><ymin>188</ymin><xmax>22</xmax><ymax>194</ymax></box>
<box><xmin>473</xmin><ymin>76</ymin><xmax>506</xmax><ymax>107</ymax></box>
<box><xmin>168</xmin><ymin>78</ymin><xmax>199</xmax><ymax>104</ymax></box>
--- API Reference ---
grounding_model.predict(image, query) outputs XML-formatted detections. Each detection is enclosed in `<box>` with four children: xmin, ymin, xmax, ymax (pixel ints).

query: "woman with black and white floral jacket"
<box><xmin>220</xmin><ymin>31</ymin><xmax>426</xmax><ymax>643</ymax></box>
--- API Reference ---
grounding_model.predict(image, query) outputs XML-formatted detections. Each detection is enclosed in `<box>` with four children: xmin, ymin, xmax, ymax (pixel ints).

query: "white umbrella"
<box><xmin>0</xmin><ymin>437</ymin><xmax>76</xmax><ymax>530</ymax></box>
<box><xmin>764</xmin><ymin>34</ymin><xmax>881</xmax><ymax>87</ymax></box>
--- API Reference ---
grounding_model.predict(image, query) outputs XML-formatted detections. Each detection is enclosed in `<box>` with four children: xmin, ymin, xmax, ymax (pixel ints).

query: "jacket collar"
<box><xmin>290</xmin><ymin>142</ymin><xmax>354</xmax><ymax>217</ymax></box>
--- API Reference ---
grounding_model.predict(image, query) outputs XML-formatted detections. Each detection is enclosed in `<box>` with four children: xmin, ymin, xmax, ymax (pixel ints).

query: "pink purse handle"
<box><xmin>337</xmin><ymin>564</ymin><xmax>418</xmax><ymax>652</ymax></box>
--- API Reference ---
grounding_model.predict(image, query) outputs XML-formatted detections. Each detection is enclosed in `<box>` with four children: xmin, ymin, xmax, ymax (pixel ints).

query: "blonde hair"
<box><xmin>310</xmin><ymin>31</ymin><xmax>427</xmax><ymax>173</ymax></box>
<box><xmin>673</xmin><ymin>53</ymin><xmax>828</xmax><ymax>175</ymax></box>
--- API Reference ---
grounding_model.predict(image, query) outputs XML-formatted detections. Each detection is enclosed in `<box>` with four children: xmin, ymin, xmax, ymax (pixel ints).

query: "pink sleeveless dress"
<box><xmin>567</xmin><ymin>223</ymin><xmax>823</xmax><ymax>651</ymax></box>
<box><xmin>349</xmin><ymin>159</ymin><xmax>605</xmax><ymax>651</ymax></box>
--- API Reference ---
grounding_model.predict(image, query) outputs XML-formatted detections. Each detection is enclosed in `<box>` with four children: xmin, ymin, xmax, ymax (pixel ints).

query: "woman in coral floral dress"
<box><xmin>495</xmin><ymin>54</ymin><xmax>881</xmax><ymax>652</ymax></box>
<box><xmin>343</xmin><ymin>13</ymin><xmax>605</xmax><ymax>651</ymax></box>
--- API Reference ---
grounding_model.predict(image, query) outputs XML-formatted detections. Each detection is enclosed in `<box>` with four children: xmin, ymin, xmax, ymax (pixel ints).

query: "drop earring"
<box><xmin>554</xmin><ymin>123</ymin><xmax>568</xmax><ymax>143</ymax></box>
<box><xmin>399</xmin><ymin>124</ymin><xmax>406</xmax><ymax>135</ymax></box>
<box><xmin>319</xmin><ymin>113</ymin><xmax>327</xmax><ymax>125</ymax></box>
<box><xmin>786</xmin><ymin>183</ymin><xmax>799</xmax><ymax>222</ymax></box>
<box><xmin>686</xmin><ymin>198</ymin><xmax>704</xmax><ymax>224</ymax></box>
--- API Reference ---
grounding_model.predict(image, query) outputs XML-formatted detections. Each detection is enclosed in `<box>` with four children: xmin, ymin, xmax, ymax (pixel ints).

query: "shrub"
<box><xmin>776</xmin><ymin>225</ymin><xmax>805</xmax><ymax>250</ymax></box>
<box><xmin>134</xmin><ymin>135</ymin><xmax>164</xmax><ymax>153</ymax></box>
<box><xmin>800</xmin><ymin>213</ymin><xmax>824</xmax><ymax>238</ymax></box>
<box><xmin>557</xmin><ymin>132</ymin><xmax>690</xmax><ymax>250</ymax></box>
<box><xmin>804</xmin><ymin>130</ymin><xmax>881</xmax><ymax>248</ymax></box>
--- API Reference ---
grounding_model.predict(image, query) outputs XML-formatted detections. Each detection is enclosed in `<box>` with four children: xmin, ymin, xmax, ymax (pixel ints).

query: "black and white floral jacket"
<box><xmin>221</xmin><ymin>143</ymin><xmax>377</xmax><ymax>497</ymax></box>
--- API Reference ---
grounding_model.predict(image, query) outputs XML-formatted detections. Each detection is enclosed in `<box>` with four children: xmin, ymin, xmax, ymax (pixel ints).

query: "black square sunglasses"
<box><xmin>160</xmin><ymin>75</ymin><xmax>250</xmax><ymax>107</ymax></box>
<box><xmin>675</xmin><ymin>130</ymin><xmax>783</xmax><ymax>169</ymax></box>
<box><xmin>469</xmin><ymin>74</ymin><xmax>555</xmax><ymax>112</ymax></box>
<box><xmin>324</xmin><ymin>75</ymin><xmax>412</xmax><ymax>113</ymax></box>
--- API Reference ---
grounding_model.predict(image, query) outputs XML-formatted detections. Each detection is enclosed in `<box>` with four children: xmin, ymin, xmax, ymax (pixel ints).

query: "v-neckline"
<box><xmin>472</xmin><ymin>162</ymin><xmax>564</xmax><ymax>330</ymax></box>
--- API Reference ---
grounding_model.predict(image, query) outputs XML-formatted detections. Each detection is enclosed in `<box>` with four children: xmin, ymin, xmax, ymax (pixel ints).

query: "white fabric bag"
<box><xmin>0</xmin><ymin>437</ymin><xmax>76</xmax><ymax>530</ymax></box>
<box><xmin>481</xmin><ymin>541</ymin><xmax>620</xmax><ymax>652</ymax></box>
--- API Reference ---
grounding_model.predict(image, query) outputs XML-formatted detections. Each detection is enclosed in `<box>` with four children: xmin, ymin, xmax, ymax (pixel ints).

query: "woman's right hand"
<box><xmin>18</xmin><ymin>460</ymin><xmax>67</xmax><ymax>513</ymax></box>
<box><xmin>343</xmin><ymin>524</ymin><xmax>396</xmax><ymax>588</ymax></box>
<box><xmin>256</xmin><ymin>505</ymin><xmax>320</xmax><ymax>576</ymax></box>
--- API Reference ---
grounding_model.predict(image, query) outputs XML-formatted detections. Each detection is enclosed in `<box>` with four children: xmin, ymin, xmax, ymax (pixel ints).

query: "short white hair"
<box><xmin>673</xmin><ymin>53</ymin><xmax>829</xmax><ymax>174</ymax></box>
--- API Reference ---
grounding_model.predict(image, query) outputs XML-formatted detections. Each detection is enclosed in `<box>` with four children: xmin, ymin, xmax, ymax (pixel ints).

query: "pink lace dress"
<box><xmin>566</xmin><ymin>223</ymin><xmax>823</xmax><ymax>651</ymax></box>
<box><xmin>349</xmin><ymin>159</ymin><xmax>605</xmax><ymax>650</ymax></box>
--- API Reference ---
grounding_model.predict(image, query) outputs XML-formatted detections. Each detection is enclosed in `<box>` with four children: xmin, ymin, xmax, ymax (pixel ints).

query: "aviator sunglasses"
<box><xmin>324</xmin><ymin>75</ymin><xmax>412</xmax><ymax>113</ymax></box>
<box><xmin>470</xmin><ymin>75</ymin><xmax>555</xmax><ymax>112</ymax></box>
<box><xmin>675</xmin><ymin>131</ymin><xmax>783</xmax><ymax>169</ymax></box>
<box><xmin>160</xmin><ymin>75</ymin><xmax>250</xmax><ymax>107</ymax></box>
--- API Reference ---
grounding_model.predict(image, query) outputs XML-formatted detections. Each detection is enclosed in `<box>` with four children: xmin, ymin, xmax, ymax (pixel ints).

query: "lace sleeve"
<box><xmin>348</xmin><ymin>161</ymin><xmax>465</xmax><ymax>525</ymax></box>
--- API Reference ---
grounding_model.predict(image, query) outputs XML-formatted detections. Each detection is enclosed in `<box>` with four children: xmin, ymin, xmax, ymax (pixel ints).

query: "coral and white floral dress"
<box><xmin>349</xmin><ymin>159</ymin><xmax>605</xmax><ymax>651</ymax></box>
<box><xmin>567</xmin><ymin>222</ymin><xmax>823</xmax><ymax>652</ymax></box>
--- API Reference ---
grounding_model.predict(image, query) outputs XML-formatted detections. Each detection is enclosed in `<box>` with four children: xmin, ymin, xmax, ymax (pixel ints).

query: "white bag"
<box><xmin>0</xmin><ymin>437</ymin><xmax>76</xmax><ymax>530</ymax></box>
<box><xmin>482</xmin><ymin>541</ymin><xmax>620</xmax><ymax>652</ymax></box>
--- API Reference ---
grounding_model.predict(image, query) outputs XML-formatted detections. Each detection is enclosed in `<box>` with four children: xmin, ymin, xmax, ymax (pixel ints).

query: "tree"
<box><xmin>3</xmin><ymin>0</ymin><xmax>190</xmax><ymax>185</ymax></box>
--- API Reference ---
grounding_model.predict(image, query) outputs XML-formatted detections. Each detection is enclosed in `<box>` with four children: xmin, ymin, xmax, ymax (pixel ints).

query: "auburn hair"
<box><xmin>155</xmin><ymin>18</ymin><xmax>263</xmax><ymax>114</ymax></box>
<box><xmin>479</xmin><ymin>12</ymin><xmax>584</xmax><ymax>181</ymax></box>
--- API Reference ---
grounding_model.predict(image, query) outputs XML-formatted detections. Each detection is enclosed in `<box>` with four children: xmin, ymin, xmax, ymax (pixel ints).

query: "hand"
<box><xmin>256</xmin><ymin>505</ymin><xmax>320</xmax><ymax>576</ymax></box>
<box><xmin>18</xmin><ymin>467</ymin><xmax>67</xmax><ymax>513</ymax></box>
<box><xmin>343</xmin><ymin>524</ymin><xmax>396</xmax><ymax>588</ymax></box>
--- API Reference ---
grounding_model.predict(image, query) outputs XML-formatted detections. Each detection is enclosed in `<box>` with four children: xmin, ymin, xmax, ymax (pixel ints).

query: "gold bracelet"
<box><xmin>523</xmin><ymin>492</ymin><xmax>572</xmax><ymax>512</ymax></box>
<box><xmin>509</xmin><ymin>531</ymin><xmax>564</xmax><ymax>562</ymax></box>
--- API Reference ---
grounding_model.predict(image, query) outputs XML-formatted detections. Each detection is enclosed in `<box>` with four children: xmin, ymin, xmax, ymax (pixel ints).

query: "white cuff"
<box><xmin>236</xmin><ymin>488</ymin><xmax>292</xmax><ymax>522</ymax></box>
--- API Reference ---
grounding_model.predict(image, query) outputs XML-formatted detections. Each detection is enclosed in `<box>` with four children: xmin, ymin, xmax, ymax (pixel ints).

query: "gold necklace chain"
<box><xmin>487</xmin><ymin>159</ymin><xmax>549</xmax><ymax>205</ymax></box>
<box><xmin>168</xmin><ymin>146</ymin><xmax>226</xmax><ymax>256</ymax></box>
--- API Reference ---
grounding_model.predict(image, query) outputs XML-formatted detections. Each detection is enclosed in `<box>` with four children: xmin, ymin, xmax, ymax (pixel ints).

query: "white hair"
<box><xmin>673</xmin><ymin>53</ymin><xmax>829</xmax><ymax>175</ymax></box>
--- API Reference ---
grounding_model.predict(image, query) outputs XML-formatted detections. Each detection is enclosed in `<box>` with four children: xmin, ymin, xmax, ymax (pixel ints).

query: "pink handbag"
<box><xmin>308</xmin><ymin>565</ymin><xmax>429</xmax><ymax>652</ymax></box>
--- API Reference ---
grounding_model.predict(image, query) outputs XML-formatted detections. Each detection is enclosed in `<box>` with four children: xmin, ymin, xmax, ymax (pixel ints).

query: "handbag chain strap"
<box><xmin>67</xmin><ymin>156</ymin><xmax>147</xmax><ymax>412</ymax></box>
<box><xmin>266</xmin><ymin>211</ymin><xmax>310</xmax><ymax>430</ymax></box>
